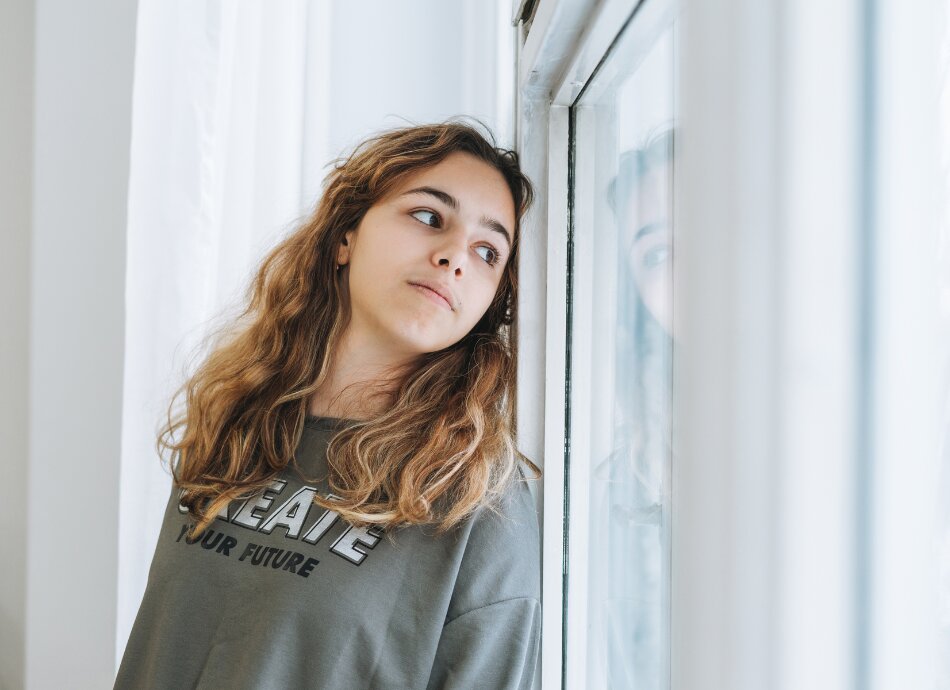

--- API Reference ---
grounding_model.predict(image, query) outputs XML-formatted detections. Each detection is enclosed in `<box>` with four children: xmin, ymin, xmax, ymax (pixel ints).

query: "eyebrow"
<box><xmin>401</xmin><ymin>186</ymin><xmax>512</xmax><ymax>249</ymax></box>
<box><xmin>634</xmin><ymin>222</ymin><xmax>666</xmax><ymax>242</ymax></box>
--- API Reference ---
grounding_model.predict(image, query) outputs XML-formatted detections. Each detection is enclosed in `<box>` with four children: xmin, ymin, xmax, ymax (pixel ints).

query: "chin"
<box><xmin>387</xmin><ymin>331</ymin><xmax>453</xmax><ymax>358</ymax></box>
<box><xmin>390</xmin><ymin>320</ymin><xmax>465</xmax><ymax>352</ymax></box>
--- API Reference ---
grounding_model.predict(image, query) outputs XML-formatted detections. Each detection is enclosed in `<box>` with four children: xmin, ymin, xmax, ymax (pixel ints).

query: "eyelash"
<box><xmin>410</xmin><ymin>209</ymin><xmax>503</xmax><ymax>267</ymax></box>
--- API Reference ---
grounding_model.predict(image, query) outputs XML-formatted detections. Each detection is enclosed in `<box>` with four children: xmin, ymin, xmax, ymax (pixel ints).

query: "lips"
<box><xmin>408</xmin><ymin>281</ymin><xmax>453</xmax><ymax>310</ymax></box>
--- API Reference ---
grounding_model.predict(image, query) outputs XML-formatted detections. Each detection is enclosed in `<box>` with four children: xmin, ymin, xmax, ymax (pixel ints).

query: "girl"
<box><xmin>115</xmin><ymin>122</ymin><xmax>542</xmax><ymax>689</ymax></box>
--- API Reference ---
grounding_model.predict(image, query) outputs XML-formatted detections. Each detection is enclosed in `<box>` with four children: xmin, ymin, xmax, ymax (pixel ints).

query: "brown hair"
<box><xmin>160</xmin><ymin>120</ymin><xmax>540</xmax><ymax>539</ymax></box>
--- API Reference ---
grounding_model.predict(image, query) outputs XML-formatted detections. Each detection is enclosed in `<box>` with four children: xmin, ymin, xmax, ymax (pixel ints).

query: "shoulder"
<box><xmin>444</xmin><ymin>463</ymin><xmax>541</xmax><ymax>621</ymax></box>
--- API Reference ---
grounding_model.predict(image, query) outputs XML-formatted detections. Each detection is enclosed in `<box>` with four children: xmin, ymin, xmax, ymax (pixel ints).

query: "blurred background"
<box><xmin>1</xmin><ymin>0</ymin><xmax>948</xmax><ymax>689</ymax></box>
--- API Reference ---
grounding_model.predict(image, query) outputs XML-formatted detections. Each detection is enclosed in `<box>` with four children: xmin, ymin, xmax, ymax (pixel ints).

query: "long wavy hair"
<box><xmin>159</xmin><ymin>120</ymin><xmax>540</xmax><ymax>540</ymax></box>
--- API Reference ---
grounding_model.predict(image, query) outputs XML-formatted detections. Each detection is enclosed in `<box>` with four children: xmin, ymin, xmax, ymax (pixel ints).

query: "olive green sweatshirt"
<box><xmin>114</xmin><ymin>415</ymin><xmax>541</xmax><ymax>689</ymax></box>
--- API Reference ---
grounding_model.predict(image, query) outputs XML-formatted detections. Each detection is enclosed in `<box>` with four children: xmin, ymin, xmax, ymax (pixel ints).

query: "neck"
<box><xmin>307</xmin><ymin>325</ymin><xmax>418</xmax><ymax>421</ymax></box>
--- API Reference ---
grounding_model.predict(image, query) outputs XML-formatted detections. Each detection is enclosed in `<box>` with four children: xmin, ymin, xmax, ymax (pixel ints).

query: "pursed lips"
<box><xmin>409</xmin><ymin>282</ymin><xmax>453</xmax><ymax>310</ymax></box>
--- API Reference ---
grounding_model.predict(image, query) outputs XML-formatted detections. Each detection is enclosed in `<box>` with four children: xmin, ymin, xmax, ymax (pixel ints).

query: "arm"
<box><xmin>426</xmin><ymin>596</ymin><xmax>541</xmax><ymax>690</ymax></box>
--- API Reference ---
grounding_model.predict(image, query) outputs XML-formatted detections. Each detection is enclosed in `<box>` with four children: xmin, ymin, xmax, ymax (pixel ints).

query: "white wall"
<box><xmin>327</xmin><ymin>1</ymin><xmax>510</xmax><ymax>157</ymax></box>
<box><xmin>0</xmin><ymin>0</ymin><xmax>34</xmax><ymax>687</ymax></box>
<box><xmin>22</xmin><ymin>0</ymin><xmax>137</xmax><ymax>688</ymax></box>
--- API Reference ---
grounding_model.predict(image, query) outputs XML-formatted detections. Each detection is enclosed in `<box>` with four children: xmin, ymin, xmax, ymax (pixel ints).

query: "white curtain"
<box><xmin>117</xmin><ymin>0</ymin><xmax>512</xmax><ymax>668</ymax></box>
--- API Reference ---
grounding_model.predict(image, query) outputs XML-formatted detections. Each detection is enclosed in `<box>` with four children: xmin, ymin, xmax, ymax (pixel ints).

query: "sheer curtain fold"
<box><xmin>117</xmin><ymin>0</ymin><xmax>313</xmax><ymax>666</ymax></box>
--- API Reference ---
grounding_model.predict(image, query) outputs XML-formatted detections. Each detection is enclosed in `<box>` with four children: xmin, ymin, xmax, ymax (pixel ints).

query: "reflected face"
<box><xmin>337</xmin><ymin>151</ymin><xmax>516</xmax><ymax>358</ymax></box>
<box><xmin>623</xmin><ymin>162</ymin><xmax>674</xmax><ymax>336</ymax></box>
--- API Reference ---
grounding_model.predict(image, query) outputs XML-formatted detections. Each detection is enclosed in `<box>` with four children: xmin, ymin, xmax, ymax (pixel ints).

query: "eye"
<box><xmin>475</xmin><ymin>245</ymin><xmax>502</xmax><ymax>266</ymax></box>
<box><xmin>642</xmin><ymin>244</ymin><xmax>670</xmax><ymax>269</ymax></box>
<box><xmin>410</xmin><ymin>209</ymin><xmax>441</xmax><ymax>228</ymax></box>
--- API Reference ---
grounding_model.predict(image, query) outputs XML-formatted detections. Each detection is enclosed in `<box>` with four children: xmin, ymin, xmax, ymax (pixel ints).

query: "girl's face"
<box><xmin>337</xmin><ymin>151</ymin><xmax>516</xmax><ymax>358</ymax></box>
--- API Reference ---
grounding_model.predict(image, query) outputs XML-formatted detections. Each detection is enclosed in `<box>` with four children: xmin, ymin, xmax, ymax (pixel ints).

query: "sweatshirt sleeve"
<box><xmin>425</xmin><ymin>596</ymin><xmax>541</xmax><ymax>690</ymax></box>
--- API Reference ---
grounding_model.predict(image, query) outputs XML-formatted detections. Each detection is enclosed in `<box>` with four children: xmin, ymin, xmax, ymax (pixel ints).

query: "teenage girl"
<box><xmin>115</xmin><ymin>121</ymin><xmax>543</xmax><ymax>690</ymax></box>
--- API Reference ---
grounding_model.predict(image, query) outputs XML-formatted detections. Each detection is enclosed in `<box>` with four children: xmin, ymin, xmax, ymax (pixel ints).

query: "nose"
<box><xmin>432</xmin><ymin>229</ymin><xmax>470</xmax><ymax>275</ymax></box>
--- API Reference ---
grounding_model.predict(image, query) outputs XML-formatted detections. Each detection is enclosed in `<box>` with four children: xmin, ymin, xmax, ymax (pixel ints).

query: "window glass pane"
<box><xmin>938</xmin><ymin>3</ymin><xmax>950</xmax><ymax>684</ymax></box>
<box><xmin>569</xmin><ymin>4</ymin><xmax>677</xmax><ymax>688</ymax></box>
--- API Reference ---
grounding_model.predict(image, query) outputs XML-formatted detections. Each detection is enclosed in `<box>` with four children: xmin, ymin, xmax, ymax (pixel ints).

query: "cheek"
<box><xmin>472</xmin><ymin>277</ymin><xmax>507</xmax><ymax>324</ymax></box>
<box><xmin>349</xmin><ymin>234</ymin><xmax>399</xmax><ymax>281</ymax></box>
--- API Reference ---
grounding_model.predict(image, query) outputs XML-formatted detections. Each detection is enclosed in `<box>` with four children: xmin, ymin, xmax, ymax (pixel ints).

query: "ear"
<box><xmin>336</xmin><ymin>231</ymin><xmax>354</xmax><ymax>265</ymax></box>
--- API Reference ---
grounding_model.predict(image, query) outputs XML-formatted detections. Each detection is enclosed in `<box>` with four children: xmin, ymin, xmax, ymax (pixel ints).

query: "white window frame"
<box><xmin>515</xmin><ymin>1</ymin><xmax>665</xmax><ymax>688</ymax></box>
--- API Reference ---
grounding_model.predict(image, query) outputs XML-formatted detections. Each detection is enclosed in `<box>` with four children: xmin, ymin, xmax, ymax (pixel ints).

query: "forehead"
<box><xmin>623</xmin><ymin>165</ymin><xmax>671</xmax><ymax>212</ymax></box>
<box><xmin>391</xmin><ymin>152</ymin><xmax>516</xmax><ymax>218</ymax></box>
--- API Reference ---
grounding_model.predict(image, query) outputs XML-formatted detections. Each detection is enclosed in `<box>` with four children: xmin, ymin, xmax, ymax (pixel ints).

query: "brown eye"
<box><xmin>475</xmin><ymin>245</ymin><xmax>501</xmax><ymax>266</ymax></box>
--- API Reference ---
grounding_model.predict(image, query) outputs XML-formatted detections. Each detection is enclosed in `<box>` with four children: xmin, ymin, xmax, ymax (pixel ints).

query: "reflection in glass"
<box><xmin>571</xmin><ymin>12</ymin><xmax>676</xmax><ymax>689</ymax></box>
<box><xmin>598</xmin><ymin>126</ymin><xmax>673</xmax><ymax>690</ymax></box>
